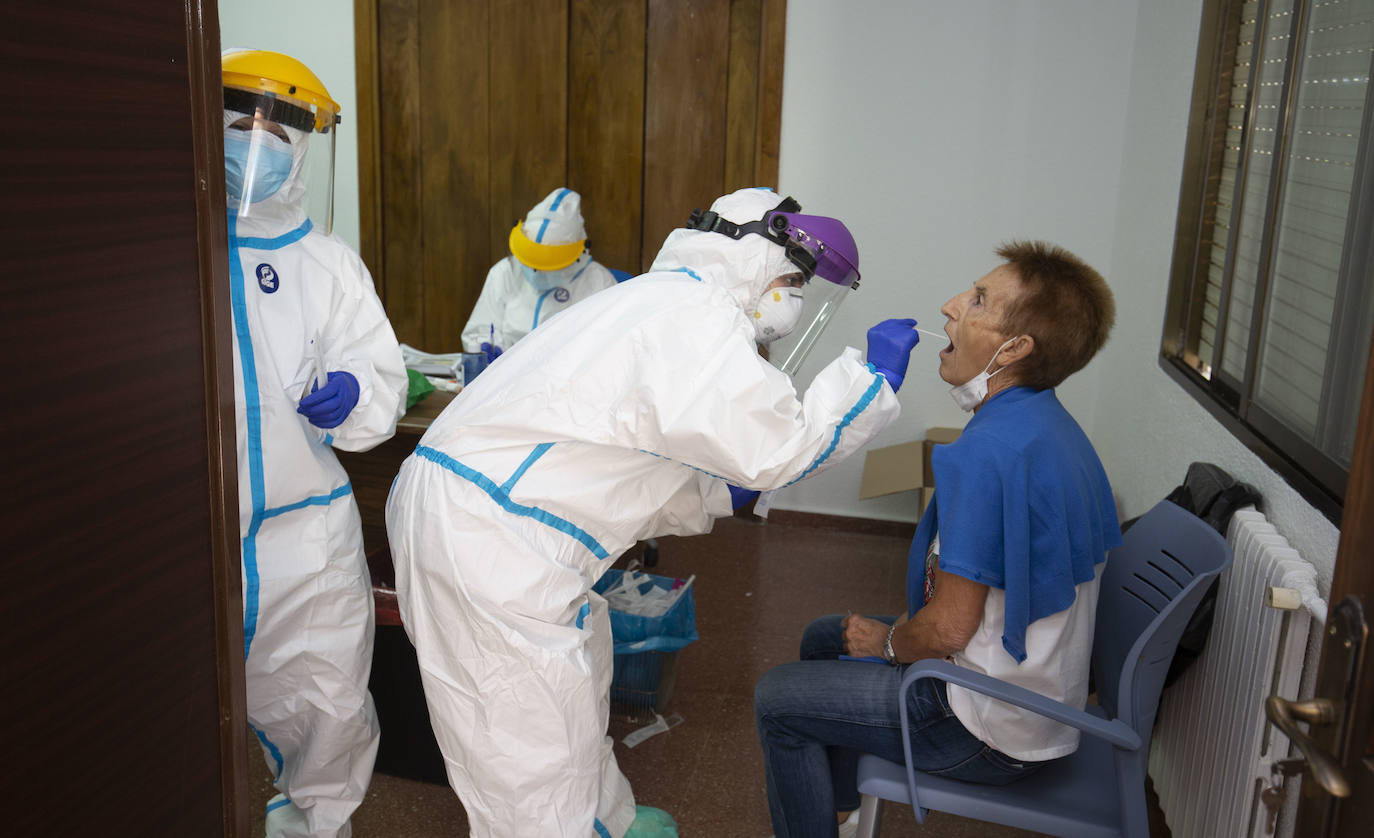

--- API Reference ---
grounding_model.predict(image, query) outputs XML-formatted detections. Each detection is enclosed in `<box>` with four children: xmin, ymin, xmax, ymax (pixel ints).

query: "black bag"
<box><xmin>1121</xmin><ymin>462</ymin><xmax>1261</xmax><ymax>687</ymax></box>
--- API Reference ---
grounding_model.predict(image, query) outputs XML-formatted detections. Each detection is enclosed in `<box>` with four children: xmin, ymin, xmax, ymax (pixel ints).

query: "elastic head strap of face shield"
<box><xmin>224</xmin><ymin>87</ymin><xmax>334</xmax><ymax>134</ymax></box>
<box><xmin>684</xmin><ymin>197</ymin><xmax>819</xmax><ymax>280</ymax></box>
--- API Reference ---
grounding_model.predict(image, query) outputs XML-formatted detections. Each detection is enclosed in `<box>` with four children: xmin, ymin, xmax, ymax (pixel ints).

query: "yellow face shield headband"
<box><xmin>508</xmin><ymin>222</ymin><xmax>586</xmax><ymax>271</ymax></box>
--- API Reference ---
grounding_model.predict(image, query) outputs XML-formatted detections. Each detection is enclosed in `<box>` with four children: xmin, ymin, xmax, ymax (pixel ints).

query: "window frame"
<box><xmin>1161</xmin><ymin>0</ymin><xmax>1374</xmax><ymax>525</ymax></box>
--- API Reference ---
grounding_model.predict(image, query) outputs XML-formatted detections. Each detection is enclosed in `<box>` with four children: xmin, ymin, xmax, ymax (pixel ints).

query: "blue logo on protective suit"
<box><xmin>257</xmin><ymin>263</ymin><xmax>279</xmax><ymax>294</ymax></box>
<box><xmin>554</xmin><ymin>287</ymin><xmax>570</xmax><ymax>303</ymax></box>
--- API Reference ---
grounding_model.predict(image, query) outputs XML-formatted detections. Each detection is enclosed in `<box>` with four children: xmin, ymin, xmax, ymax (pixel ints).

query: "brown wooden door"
<box><xmin>1</xmin><ymin>1</ymin><xmax>247</xmax><ymax>834</ymax></box>
<box><xmin>354</xmin><ymin>0</ymin><xmax>785</xmax><ymax>349</ymax></box>
<box><xmin>1293</xmin><ymin>329</ymin><xmax>1374</xmax><ymax>836</ymax></box>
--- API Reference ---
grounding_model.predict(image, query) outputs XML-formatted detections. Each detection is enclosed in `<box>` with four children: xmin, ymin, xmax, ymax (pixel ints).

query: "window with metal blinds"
<box><xmin>1199</xmin><ymin>0</ymin><xmax>1373</xmax><ymax>469</ymax></box>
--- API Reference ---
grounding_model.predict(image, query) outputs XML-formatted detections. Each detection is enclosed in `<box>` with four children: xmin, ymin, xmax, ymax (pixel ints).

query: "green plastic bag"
<box><xmin>624</xmin><ymin>805</ymin><xmax>678</xmax><ymax>838</ymax></box>
<box><xmin>405</xmin><ymin>368</ymin><xmax>435</xmax><ymax>410</ymax></box>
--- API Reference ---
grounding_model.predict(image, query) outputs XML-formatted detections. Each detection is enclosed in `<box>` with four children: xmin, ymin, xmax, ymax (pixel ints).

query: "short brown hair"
<box><xmin>996</xmin><ymin>240</ymin><xmax>1115</xmax><ymax>390</ymax></box>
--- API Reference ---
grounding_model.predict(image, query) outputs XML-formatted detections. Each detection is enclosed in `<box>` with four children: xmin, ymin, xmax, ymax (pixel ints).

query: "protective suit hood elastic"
<box><xmin>648</xmin><ymin>187</ymin><xmax>794</xmax><ymax>314</ymax></box>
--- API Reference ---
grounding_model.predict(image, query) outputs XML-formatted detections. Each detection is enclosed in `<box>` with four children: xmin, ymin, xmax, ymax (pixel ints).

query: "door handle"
<box><xmin>1264</xmin><ymin>695</ymin><xmax>1351</xmax><ymax>797</ymax></box>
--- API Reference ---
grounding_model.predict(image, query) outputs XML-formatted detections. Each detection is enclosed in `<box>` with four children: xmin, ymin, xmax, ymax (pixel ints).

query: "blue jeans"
<box><xmin>754</xmin><ymin>615</ymin><xmax>1044</xmax><ymax>838</ymax></box>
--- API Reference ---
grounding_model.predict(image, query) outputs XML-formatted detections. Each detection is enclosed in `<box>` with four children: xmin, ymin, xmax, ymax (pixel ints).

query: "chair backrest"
<box><xmin>1092</xmin><ymin>500</ymin><xmax>1233</xmax><ymax>743</ymax></box>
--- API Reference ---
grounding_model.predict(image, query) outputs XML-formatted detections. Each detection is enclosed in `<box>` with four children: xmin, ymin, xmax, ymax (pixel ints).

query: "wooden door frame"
<box><xmin>356</xmin><ymin>0</ymin><xmax>386</xmax><ymax>296</ymax></box>
<box><xmin>1297</xmin><ymin>327</ymin><xmax>1374</xmax><ymax>835</ymax></box>
<box><xmin>188</xmin><ymin>0</ymin><xmax>250</xmax><ymax>833</ymax></box>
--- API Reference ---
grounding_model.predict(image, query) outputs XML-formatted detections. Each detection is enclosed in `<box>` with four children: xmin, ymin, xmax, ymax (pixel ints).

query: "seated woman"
<box><xmin>754</xmin><ymin>241</ymin><xmax>1121</xmax><ymax>838</ymax></box>
<box><xmin>461</xmin><ymin>187</ymin><xmax>619</xmax><ymax>358</ymax></box>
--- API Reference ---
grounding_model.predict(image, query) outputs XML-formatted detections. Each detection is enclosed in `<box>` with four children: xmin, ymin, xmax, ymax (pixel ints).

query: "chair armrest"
<box><xmin>902</xmin><ymin>659</ymin><xmax>1141</xmax><ymax>751</ymax></box>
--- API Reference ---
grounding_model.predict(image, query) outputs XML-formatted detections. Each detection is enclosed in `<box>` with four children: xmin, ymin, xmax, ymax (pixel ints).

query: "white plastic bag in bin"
<box><xmin>592</xmin><ymin>568</ymin><xmax>697</xmax><ymax>654</ymax></box>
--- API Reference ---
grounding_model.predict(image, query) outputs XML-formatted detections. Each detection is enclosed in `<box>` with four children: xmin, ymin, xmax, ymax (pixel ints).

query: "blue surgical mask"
<box><xmin>519</xmin><ymin>263</ymin><xmax>561</xmax><ymax>293</ymax></box>
<box><xmin>224</xmin><ymin>131</ymin><xmax>293</xmax><ymax>204</ymax></box>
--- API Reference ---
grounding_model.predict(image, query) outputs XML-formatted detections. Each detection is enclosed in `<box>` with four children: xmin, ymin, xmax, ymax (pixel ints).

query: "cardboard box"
<box><xmin>858</xmin><ymin>427</ymin><xmax>963</xmax><ymax>501</ymax></box>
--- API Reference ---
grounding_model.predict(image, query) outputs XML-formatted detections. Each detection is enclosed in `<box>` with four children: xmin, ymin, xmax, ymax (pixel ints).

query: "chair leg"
<box><xmin>854</xmin><ymin>794</ymin><xmax>882</xmax><ymax>838</ymax></box>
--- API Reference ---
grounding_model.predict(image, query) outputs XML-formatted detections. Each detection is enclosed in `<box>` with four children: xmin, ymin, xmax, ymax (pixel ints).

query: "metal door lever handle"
<box><xmin>1264</xmin><ymin>696</ymin><xmax>1350</xmax><ymax>797</ymax></box>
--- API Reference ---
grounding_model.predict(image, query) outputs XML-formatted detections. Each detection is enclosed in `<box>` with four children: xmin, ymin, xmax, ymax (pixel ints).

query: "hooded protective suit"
<box><xmin>385</xmin><ymin>187</ymin><xmax>901</xmax><ymax>837</ymax></box>
<box><xmin>226</xmin><ymin>98</ymin><xmax>408</xmax><ymax>836</ymax></box>
<box><xmin>461</xmin><ymin>188</ymin><xmax>619</xmax><ymax>353</ymax></box>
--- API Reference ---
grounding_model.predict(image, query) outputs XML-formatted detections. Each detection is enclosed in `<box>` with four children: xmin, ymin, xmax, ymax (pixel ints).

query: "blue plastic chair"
<box><xmin>853</xmin><ymin>500</ymin><xmax>1232</xmax><ymax>838</ymax></box>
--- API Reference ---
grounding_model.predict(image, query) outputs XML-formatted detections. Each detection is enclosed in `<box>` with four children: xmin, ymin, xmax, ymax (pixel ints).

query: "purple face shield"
<box><xmin>762</xmin><ymin>209</ymin><xmax>861</xmax><ymax>290</ymax></box>
<box><xmin>685</xmin><ymin>196</ymin><xmax>862</xmax><ymax>374</ymax></box>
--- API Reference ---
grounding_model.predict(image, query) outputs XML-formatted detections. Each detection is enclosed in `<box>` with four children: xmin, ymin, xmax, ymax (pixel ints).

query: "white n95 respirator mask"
<box><xmin>751</xmin><ymin>285</ymin><xmax>805</xmax><ymax>344</ymax></box>
<box><xmin>949</xmin><ymin>337</ymin><xmax>1018</xmax><ymax>412</ymax></box>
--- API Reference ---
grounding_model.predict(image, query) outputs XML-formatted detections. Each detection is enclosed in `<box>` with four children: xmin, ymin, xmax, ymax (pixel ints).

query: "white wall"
<box><xmin>1096</xmin><ymin>0</ymin><xmax>1340</xmax><ymax>584</ymax></box>
<box><xmin>219</xmin><ymin>1</ymin><xmax>361</xmax><ymax>252</ymax></box>
<box><xmin>774</xmin><ymin>0</ymin><xmax>1137</xmax><ymax>521</ymax></box>
<box><xmin>774</xmin><ymin>0</ymin><xmax>1341</xmax><ymax>590</ymax></box>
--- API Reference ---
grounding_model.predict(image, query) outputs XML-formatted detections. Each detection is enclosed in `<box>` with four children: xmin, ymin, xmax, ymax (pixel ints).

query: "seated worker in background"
<box><xmin>222</xmin><ymin>49</ymin><xmax>408</xmax><ymax>838</ymax></box>
<box><xmin>754</xmin><ymin>241</ymin><xmax>1121</xmax><ymax>838</ymax></box>
<box><xmin>460</xmin><ymin>187</ymin><xmax>619</xmax><ymax>359</ymax></box>
<box><xmin>385</xmin><ymin>187</ymin><xmax>921</xmax><ymax>838</ymax></box>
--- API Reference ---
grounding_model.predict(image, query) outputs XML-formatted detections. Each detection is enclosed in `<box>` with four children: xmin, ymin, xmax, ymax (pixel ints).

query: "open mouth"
<box><xmin>941</xmin><ymin>331</ymin><xmax>955</xmax><ymax>357</ymax></box>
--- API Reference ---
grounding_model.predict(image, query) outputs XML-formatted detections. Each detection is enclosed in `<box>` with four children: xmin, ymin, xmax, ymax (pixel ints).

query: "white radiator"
<box><xmin>1147</xmin><ymin>507</ymin><xmax>1323</xmax><ymax>838</ymax></box>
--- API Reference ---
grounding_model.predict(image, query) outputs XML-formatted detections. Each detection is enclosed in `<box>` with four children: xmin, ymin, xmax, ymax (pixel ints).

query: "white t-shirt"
<box><xmin>933</xmin><ymin>535</ymin><xmax>1103</xmax><ymax>762</ymax></box>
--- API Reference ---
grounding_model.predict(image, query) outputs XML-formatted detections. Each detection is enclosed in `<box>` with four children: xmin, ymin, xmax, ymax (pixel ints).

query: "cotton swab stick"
<box><xmin>914</xmin><ymin>327</ymin><xmax>949</xmax><ymax>343</ymax></box>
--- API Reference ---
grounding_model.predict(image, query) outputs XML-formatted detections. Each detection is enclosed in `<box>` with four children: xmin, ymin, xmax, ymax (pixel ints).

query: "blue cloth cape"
<box><xmin>906</xmin><ymin>387</ymin><xmax>1121</xmax><ymax>662</ymax></box>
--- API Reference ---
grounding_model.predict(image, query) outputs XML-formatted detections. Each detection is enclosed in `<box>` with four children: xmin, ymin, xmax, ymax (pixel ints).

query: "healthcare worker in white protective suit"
<box><xmin>385</xmin><ymin>187</ymin><xmax>921</xmax><ymax>837</ymax></box>
<box><xmin>223</xmin><ymin>49</ymin><xmax>408</xmax><ymax>838</ymax></box>
<box><xmin>460</xmin><ymin>187</ymin><xmax>619</xmax><ymax>359</ymax></box>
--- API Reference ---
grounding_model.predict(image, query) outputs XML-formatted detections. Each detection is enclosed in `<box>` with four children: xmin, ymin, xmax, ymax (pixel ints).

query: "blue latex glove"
<box><xmin>297</xmin><ymin>371</ymin><xmax>360</xmax><ymax>429</ymax></box>
<box><xmin>728</xmin><ymin>484</ymin><xmax>760</xmax><ymax>510</ymax></box>
<box><xmin>866</xmin><ymin>318</ymin><xmax>920</xmax><ymax>393</ymax></box>
<box><xmin>480</xmin><ymin>341</ymin><xmax>503</xmax><ymax>363</ymax></box>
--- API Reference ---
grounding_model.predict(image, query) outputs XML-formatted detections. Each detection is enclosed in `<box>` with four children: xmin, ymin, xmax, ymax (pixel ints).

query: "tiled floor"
<box><xmin>249</xmin><ymin>511</ymin><xmax>1170</xmax><ymax>836</ymax></box>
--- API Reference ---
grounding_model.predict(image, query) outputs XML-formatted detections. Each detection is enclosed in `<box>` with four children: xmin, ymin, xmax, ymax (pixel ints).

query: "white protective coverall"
<box><xmin>227</xmin><ymin>112</ymin><xmax>408</xmax><ymax>838</ymax></box>
<box><xmin>459</xmin><ymin>252</ymin><xmax>619</xmax><ymax>352</ymax></box>
<box><xmin>461</xmin><ymin>188</ymin><xmax>619</xmax><ymax>352</ymax></box>
<box><xmin>386</xmin><ymin>187</ymin><xmax>901</xmax><ymax>838</ymax></box>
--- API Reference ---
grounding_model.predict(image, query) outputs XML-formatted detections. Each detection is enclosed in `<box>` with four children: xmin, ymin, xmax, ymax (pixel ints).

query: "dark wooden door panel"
<box><xmin>2</xmin><ymin>0</ymin><xmax>239</xmax><ymax>833</ymax></box>
<box><xmin>643</xmin><ymin>0</ymin><xmax>731</xmax><ymax>269</ymax></box>
<box><xmin>361</xmin><ymin>0</ymin><xmax>784</xmax><ymax>342</ymax></box>
<box><xmin>569</xmin><ymin>0</ymin><xmax>647</xmax><ymax>278</ymax></box>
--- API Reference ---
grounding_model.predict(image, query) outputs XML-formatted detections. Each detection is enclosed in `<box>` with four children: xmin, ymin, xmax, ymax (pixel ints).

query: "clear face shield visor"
<box><xmin>223</xmin><ymin>85</ymin><xmax>339</xmax><ymax>233</ymax></box>
<box><xmin>766</xmin><ymin>212</ymin><xmax>861</xmax><ymax>375</ymax></box>
<box><xmin>686</xmin><ymin>198</ymin><xmax>861</xmax><ymax>375</ymax></box>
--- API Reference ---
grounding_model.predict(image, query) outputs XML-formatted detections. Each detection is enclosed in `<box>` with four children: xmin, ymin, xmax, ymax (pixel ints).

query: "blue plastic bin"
<box><xmin>593</xmin><ymin>568</ymin><xmax>698</xmax><ymax>715</ymax></box>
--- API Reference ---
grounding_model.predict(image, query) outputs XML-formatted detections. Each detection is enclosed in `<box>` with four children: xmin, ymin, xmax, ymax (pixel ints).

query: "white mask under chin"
<box><xmin>949</xmin><ymin>337</ymin><xmax>1017</xmax><ymax>412</ymax></box>
<box><xmin>751</xmin><ymin>285</ymin><xmax>805</xmax><ymax>344</ymax></box>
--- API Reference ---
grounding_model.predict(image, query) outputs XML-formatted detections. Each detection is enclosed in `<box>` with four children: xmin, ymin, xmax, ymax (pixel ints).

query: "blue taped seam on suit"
<box><xmin>252</xmin><ymin>723</ymin><xmax>286</xmax><ymax>781</ymax></box>
<box><xmin>228</xmin><ymin>212</ymin><xmax>269</xmax><ymax>661</ymax></box>
<box><xmin>668</xmin><ymin>266</ymin><xmax>703</xmax><ymax>282</ymax></box>
<box><xmin>593</xmin><ymin>818</ymin><xmax>612</xmax><ymax>838</ymax></box>
<box><xmin>531</xmin><ymin>263</ymin><xmax>592</xmax><ymax>329</ymax></box>
<box><xmin>265</xmin><ymin>795</ymin><xmax>293</xmax><ymax>814</ymax></box>
<box><xmin>501</xmin><ymin>443</ymin><xmax>553</xmax><ymax>493</ymax></box>
<box><xmin>576</xmin><ymin>601</ymin><xmax>590</xmax><ymax>629</ymax></box>
<box><xmin>532</xmin><ymin>288</ymin><xmax>555</xmax><ymax>328</ymax></box>
<box><xmin>261</xmin><ymin>483</ymin><xmax>354</xmax><ymax>521</ymax></box>
<box><xmin>235</xmin><ymin>217</ymin><xmax>313</xmax><ymax>251</ymax></box>
<box><xmin>784</xmin><ymin>372</ymin><xmax>885</xmax><ymax>487</ymax></box>
<box><xmin>536</xmin><ymin>188</ymin><xmax>571</xmax><ymax>243</ymax></box>
<box><xmin>414</xmin><ymin>445</ymin><xmax>610</xmax><ymax>559</ymax></box>
<box><xmin>637</xmin><ymin>448</ymin><xmax>727</xmax><ymax>481</ymax></box>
